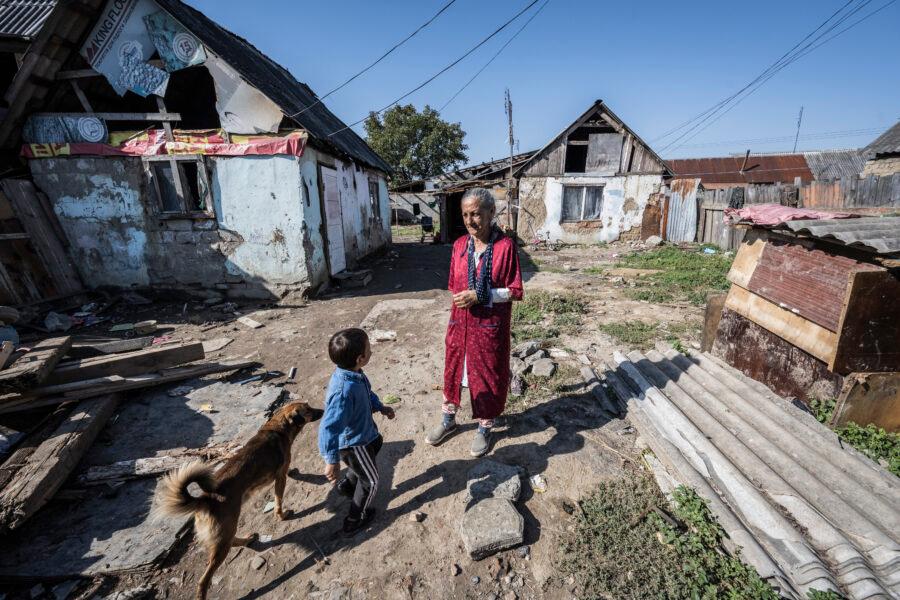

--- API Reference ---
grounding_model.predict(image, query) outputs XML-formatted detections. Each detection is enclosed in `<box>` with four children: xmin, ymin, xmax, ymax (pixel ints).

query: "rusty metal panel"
<box><xmin>668</xmin><ymin>155</ymin><xmax>813</xmax><ymax>186</ymax></box>
<box><xmin>665</xmin><ymin>178</ymin><xmax>700</xmax><ymax>242</ymax></box>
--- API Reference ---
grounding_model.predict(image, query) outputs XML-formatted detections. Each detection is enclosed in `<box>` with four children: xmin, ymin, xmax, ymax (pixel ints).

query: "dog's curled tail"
<box><xmin>155</xmin><ymin>460</ymin><xmax>218</xmax><ymax>518</ymax></box>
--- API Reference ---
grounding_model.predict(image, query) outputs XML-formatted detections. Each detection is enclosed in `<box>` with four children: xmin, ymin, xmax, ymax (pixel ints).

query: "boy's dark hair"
<box><xmin>328</xmin><ymin>328</ymin><xmax>369</xmax><ymax>370</ymax></box>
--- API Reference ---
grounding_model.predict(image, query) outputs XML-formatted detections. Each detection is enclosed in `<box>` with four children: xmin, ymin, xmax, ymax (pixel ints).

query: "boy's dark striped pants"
<box><xmin>339</xmin><ymin>434</ymin><xmax>383</xmax><ymax>518</ymax></box>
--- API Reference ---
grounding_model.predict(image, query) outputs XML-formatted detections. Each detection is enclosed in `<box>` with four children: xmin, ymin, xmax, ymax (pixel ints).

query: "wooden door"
<box><xmin>321</xmin><ymin>167</ymin><xmax>346</xmax><ymax>275</ymax></box>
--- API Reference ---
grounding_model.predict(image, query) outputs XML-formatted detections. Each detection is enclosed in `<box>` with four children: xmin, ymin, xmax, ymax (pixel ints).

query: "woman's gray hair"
<box><xmin>461</xmin><ymin>187</ymin><xmax>495</xmax><ymax>212</ymax></box>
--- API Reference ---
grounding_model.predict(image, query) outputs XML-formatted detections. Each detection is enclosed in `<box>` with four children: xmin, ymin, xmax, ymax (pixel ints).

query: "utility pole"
<box><xmin>505</xmin><ymin>88</ymin><xmax>514</xmax><ymax>232</ymax></box>
<box><xmin>792</xmin><ymin>106</ymin><xmax>804</xmax><ymax>153</ymax></box>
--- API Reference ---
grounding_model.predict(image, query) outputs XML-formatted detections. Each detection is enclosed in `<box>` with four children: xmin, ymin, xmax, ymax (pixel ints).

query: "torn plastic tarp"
<box><xmin>144</xmin><ymin>10</ymin><xmax>206</xmax><ymax>71</ymax></box>
<box><xmin>723</xmin><ymin>203</ymin><xmax>857</xmax><ymax>226</ymax></box>
<box><xmin>205</xmin><ymin>55</ymin><xmax>283</xmax><ymax>134</ymax></box>
<box><xmin>81</xmin><ymin>0</ymin><xmax>169</xmax><ymax>97</ymax></box>
<box><xmin>23</xmin><ymin>115</ymin><xmax>108</xmax><ymax>143</ymax></box>
<box><xmin>21</xmin><ymin>129</ymin><xmax>307</xmax><ymax>158</ymax></box>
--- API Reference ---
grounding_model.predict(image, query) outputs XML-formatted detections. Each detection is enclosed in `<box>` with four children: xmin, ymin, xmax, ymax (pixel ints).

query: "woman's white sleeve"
<box><xmin>490</xmin><ymin>288</ymin><xmax>511</xmax><ymax>303</ymax></box>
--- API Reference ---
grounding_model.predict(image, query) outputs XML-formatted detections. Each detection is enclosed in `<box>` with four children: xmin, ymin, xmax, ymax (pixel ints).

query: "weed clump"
<box><xmin>512</xmin><ymin>291</ymin><xmax>586</xmax><ymax>343</ymax></box>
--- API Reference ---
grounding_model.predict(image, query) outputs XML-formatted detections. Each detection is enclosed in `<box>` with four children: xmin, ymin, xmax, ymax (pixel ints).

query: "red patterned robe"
<box><xmin>443</xmin><ymin>232</ymin><xmax>524</xmax><ymax>419</ymax></box>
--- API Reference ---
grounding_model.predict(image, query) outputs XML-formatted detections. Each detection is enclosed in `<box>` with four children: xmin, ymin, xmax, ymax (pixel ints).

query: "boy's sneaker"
<box><xmin>342</xmin><ymin>509</ymin><xmax>375</xmax><ymax>536</ymax></box>
<box><xmin>470</xmin><ymin>427</ymin><xmax>491</xmax><ymax>457</ymax></box>
<box><xmin>336</xmin><ymin>478</ymin><xmax>355</xmax><ymax>498</ymax></box>
<box><xmin>425</xmin><ymin>419</ymin><xmax>457</xmax><ymax>446</ymax></box>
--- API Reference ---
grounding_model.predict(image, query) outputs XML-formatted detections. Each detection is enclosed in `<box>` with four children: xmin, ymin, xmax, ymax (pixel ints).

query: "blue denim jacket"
<box><xmin>318</xmin><ymin>368</ymin><xmax>384</xmax><ymax>464</ymax></box>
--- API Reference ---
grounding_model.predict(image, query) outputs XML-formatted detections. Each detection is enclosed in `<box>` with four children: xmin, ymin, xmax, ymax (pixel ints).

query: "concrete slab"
<box><xmin>460</xmin><ymin>498</ymin><xmax>524</xmax><ymax>560</ymax></box>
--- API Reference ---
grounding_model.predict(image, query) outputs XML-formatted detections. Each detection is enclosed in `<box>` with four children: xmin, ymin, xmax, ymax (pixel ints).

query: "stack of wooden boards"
<box><xmin>0</xmin><ymin>335</ymin><xmax>257</xmax><ymax>533</ymax></box>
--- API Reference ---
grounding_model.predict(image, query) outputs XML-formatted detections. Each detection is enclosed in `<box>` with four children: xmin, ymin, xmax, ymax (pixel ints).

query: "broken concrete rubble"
<box><xmin>460</xmin><ymin>498</ymin><xmax>525</xmax><ymax>560</ymax></box>
<box><xmin>465</xmin><ymin>460</ymin><xmax>523</xmax><ymax>503</ymax></box>
<box><xmin>530</xmin><ymin>358</ymin><xmax>556</xmax><ymax>378</ymax></box>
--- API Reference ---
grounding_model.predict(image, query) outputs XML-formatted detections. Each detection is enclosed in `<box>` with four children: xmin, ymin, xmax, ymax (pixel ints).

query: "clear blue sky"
<box><xmin>188</xmin><ymin>0</ymin><xmax>899</xmax><ymax>164</ymax></box>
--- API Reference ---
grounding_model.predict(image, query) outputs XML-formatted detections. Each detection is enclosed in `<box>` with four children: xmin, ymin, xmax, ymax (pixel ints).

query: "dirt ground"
<box><xmin>14</xmin><ymin>239</ymin><xmax>707</xmax><ymax>600</ymax></box>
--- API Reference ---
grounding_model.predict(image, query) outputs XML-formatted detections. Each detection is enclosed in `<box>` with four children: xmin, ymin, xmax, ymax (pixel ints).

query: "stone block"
<box><xmin>192</xmin><ymin>219</ymin><xmax>218</xmax><ymax>231</ymax></box>
<box><xmin>531</xmin><ymin>358</ymin><xmax>556</xmax><ymax>378</ymax></box>
<box><xmin>175</xmin><ymin>231</ymin><xmax>198</xmax><ymax>244</ymax></box>
<box><xmin>163</xmin><ymin>219</ymin><xmax>193</xmax><ymax>231</ymax></box>
<box><xmin>465</xmin><ymin>460</ymin><xmax>523</xmax><ymax>503</ymax></box>
<box><xmin>159</xmin><ymin>231</ymin><xmax>177</xmax><ymax>244</ymax></box>
<box><xmin>460</xmin><ymin>498</ymin><xmax>524</xmax><ymax>560</ymax></box>
<box><xmin>512</xmin><ymin>341</ymin><xmax>540</xmax><ymax>359</ymax></box>
<box><xmin>524</xmin><ymin>349</ymin><xmax>548</xmax><ymax>366</ymax></box>
<box><xmin>510</xmin><ymin>357</ymin><xmax>528</xmax><ymax>377</ymax></box>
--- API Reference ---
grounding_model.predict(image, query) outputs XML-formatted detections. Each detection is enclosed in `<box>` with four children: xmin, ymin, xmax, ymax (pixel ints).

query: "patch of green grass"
<box><xmin>561</xmin><ymin>475</ymin><xmax>778</xmax><ymax>600</ymax></box>
<box><xmin>834</xmin><ymin>423</ymin><xmax>899</xmax><ymax>476</ymax></box>
<box><xmin>583</xmin><ymin>265</ymin><xmax>606</xmax><ymax>275</ymax></box>
<box><xmin>617</xmin><ymin>246</ymin><xmax>733</xmax><ymax>305</ymax></box>
<box><xmin>512</xmin><ymin>291</ymin><xmax>586</xmax><ymax>344</ymax></box>
<box><xmin>383</xmin><ymin>394</ymin><xmax>401</xmax><ymax>405</ymax></box>
<box><xmin>599</xmin><ymin>321</ymin><xmax>660</xmax><ymax>349</ymax></box>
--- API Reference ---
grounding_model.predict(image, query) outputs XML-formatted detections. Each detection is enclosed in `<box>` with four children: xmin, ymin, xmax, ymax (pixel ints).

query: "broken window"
<box><xmin>561</xmin><ymin>185</ymin><xmax>603</xmax><ymax>222</ymax></box>
<box><xmin>147</xmin><ymin>157</ymin><xmax>213</xmax><ymax>217</ymax></box>
<box><xmin>564</xmin><ymin>143</ymin><xmax>588</xmax><ymax>173</ymax></box>
<box><xmin>368</xmin><ymin>180</ymin><xmax>381</xmax><ymax>218</ymax></box>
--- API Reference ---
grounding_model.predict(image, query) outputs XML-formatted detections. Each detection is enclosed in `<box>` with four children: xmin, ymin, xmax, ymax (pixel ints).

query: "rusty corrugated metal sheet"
<box><xmin>667</xmin><ymin>154</ymin><xmax>813</xmax><ymax>186</ymax></box>
<box><xmin>0</xmin><ymin>0</ymin><xmax>55</xmax><ymax>39</ymax></box>
<box><xmin>746</xmin><ymin>239</ymin><xmax>880</xmax><ymax>331</ymax></box>
<box><xmin>784</xmin><ymin>216</ymin><xmax>900</xmax><ymax>254</ymax></box>
<box><xmin>665</xmin><ymin>178</ymin><xmax>700</xmax><ymax>242</ymax></box>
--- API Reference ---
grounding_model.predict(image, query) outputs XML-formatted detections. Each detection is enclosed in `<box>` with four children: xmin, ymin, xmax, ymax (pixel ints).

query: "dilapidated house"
<box><xmin>513</xmin><ymin>100</ymin><xmax>670</xmax><ymax>244</ymax></box>
<box><xmin>0</xmin><ymin>0</ymin><xmax>392</xmax><ymax>301</ymax></box>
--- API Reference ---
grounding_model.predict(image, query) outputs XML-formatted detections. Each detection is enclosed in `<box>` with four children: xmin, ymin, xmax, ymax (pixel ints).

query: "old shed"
<box><xmin>0</xmin><ymin>0</ymin><xmax>392</xmax><ymax>300</ymax></box>
<box><xmin>514</xmin><ymin>100</ymin><xmax>669</xmax><ymax>244</ymax></box>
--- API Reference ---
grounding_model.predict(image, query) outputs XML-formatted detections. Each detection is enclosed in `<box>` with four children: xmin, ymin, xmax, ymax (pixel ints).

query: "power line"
<box><xmin>660</xmin><ymin>0</ymin><xmax>894</xmax><ymax>154</ymax></box>
<box><xmin>653</xmin><ymin>0</ymin><xmax>859</xmax><ymax>143</ymax></box>
<box><xmin>286</xmin><ymin>0</ymin><xmax>459</xmax><ymax>120</ymax></box>
<box><xmin>673</xmin><ymin>126</ymin><xmax>888</xmax><ymax>149</ymax></box>
<box><xmin>439</xmin><ymin>0</ymin><xmax>551</xmax><ymax>112</ymax></box>
<box><xmin>328</xmin><ymin>0</ymin><xmax>542</xmax><ymax>138</ymax></box>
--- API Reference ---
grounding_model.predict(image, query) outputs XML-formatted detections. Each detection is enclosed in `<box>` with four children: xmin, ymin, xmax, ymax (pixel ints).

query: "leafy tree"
<box><xmin>364</xmin><ymin>104</ymin><xmax>468</xmax><ymax>184</ymax></box>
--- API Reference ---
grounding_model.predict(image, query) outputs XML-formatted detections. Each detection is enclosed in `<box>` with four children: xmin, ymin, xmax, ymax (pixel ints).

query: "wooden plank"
<box><xmin>726</xmin><ymin>229</ymin><xmax>767</xmax><ymax>289</ymax></box>
<box><xmin>0</xmin><ymin>336</ymin><xmax>72</xmax><ymax>391</ymax></box>
<box><xmin>831</xmin><ymin>270</ymin><xmax>900</xmax><ymax>373</ymax></box>
<box><xmin>831</xmin><ymin>372</ymin><xmax>900</xmax><ymax>433</ymax></box>
<box><xmin>0</xmin><ymin>360</ymin><xmax>259</xmax><ymax>414</ymax></box>
<box><xmin>723</xmin><ymin>285</ymin><xmax>837</xmax><ymax>364</ymax></box>
<box><xmin>0</xmin><ymin>233</ymin><xmax>30</xmax><ymax>241</ymax></box>
<box><xmin>32</xmin><ymin>112</ymin><xmax>181</xmax><ymax>122</ymax></box>
<box><xmin>0</xmin><ymin>405</ymin><xmax>73</xmax><ymax>492</ymax></box>
<box><xmin>1</xmin><ymin>180</ymin><xmax>82</xmax><ymax>296</ymax></box>
<box><xmin>701</xmin><ymin>293</ymin><xmax>727</xmax><ymax>353</ymax></box>
<box><xmin>0</xmin><ymin>394</ymin><xmax>118</xmax><ymax>532</ymax></box>
<box><xmin>68</xmin><ymin>335</ymin><xmax>155</xmax><ymax>358</ymax></box>
<box><xmin>0</xmin><ymin>341</ymin><xmax>14</xmax><ymax>369</ymax></box>
<box><xmin>45</xmin><ymin>342</ymin><xmax>205</xmax><ymax>385</ymax></box>
<box><xmin>69</xmin><ymin>80</ymin><xmax>93</xmax><ymax>112</ymax></box>
<box><xmin>74</xmin><ymin>442</ymin><xmax>239</xmax><ymax>486</ymax></box>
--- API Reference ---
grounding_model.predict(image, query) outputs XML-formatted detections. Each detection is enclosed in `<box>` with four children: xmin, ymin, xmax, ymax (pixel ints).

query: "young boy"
<box><xmin>318</xmin><ymin>328</ymin><xmax>395</xmax><ymax>535</ymax></box>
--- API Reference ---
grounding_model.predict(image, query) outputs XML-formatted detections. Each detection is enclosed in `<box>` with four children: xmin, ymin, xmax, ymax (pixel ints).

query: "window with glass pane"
<box><xmin>560</xmin><ymin>185</ymin><xmax>603</xmax><ymax>221</ymax></box>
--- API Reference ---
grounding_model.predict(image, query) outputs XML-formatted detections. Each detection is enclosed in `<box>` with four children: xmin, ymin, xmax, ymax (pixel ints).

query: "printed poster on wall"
<box><xmin>80</xmin><ymin>0</ymin><xmax>169</xmax><ymax>97</ymax></box>
<box><xmin>144</xmin><ymin>10</ymin><xmax>206</xmax><ymax>71</ymax></box>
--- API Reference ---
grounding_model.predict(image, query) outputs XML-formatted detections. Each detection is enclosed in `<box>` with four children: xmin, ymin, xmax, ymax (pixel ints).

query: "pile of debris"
<box><xmin>509</xmin><ymin>341</ymin><xmax>558</xmax><ymax>395</ymax></box>
<box><xmin>0</xmin><ymin>334</ymin><xmax>257</xmax><ymax>534</ymax></box>
<box><xmin>599</xmin><ymin>346</ymin><xmax>899</xmax><ymax>600</ymax></box>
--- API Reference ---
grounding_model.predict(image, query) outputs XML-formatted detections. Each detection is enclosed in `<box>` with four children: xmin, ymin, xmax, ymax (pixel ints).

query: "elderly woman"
<box><xmin>425</xmin><ymin>188</ymin><xmax>523</xmax><ymax>457</ymax></box>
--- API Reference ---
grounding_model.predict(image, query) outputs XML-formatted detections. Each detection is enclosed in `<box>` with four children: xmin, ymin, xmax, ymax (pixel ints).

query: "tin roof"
<box><xmin>154</xmin><ymin>0</ymin><xmax>391</xmax><ymax>173</ymax></box>
<box><xmin>667</xmin><ymin>154</ymin><xmax>813</xmax><ymax>185</ymax></box>
<box><xmin>0</xmin><ymin>0</ymin><xmax>55</xmax><ymax>39</ymax></box>
<box><xmin>864</xmin><ymin>122</ymin><xmax>900</xmax><ymax>157</ymax></box>
<box><xmin>802</xmin><ymin>150</ymin><xmax>865</xmax><ymax>180</ymax></box>
<box><xmin>784</xmin><ymin>216</ymin><xmax>900</xmax><ymax>254</ymax></box>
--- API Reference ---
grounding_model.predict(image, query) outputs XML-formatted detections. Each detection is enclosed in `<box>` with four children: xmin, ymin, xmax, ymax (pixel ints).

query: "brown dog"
<box><xmin>155</xmin><ymin>401</ymin><xmax>323</xmax><ymax>600</ymax></box>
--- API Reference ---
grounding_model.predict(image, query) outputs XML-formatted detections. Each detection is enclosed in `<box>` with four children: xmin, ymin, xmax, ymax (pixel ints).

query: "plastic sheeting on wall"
<box><xmin>23</xmin><ymin>115</ymin><xmax>108</xmax><ymax>143</ymax></box>
<box><xmin>144</xmin><ymin>9</ymin><xmax>206</xmax><ymax>71</ymax></box>
<box><xmin>205</xmin><ymin>56</ymin><xmax>283</xmax><ymax>134</ymax></box>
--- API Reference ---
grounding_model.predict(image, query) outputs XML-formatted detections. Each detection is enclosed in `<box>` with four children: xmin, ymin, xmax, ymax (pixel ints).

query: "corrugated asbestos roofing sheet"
<box><xmin>154</xmin><ymin>0</ymin><xmax>391</xmax><ymax>174</ymax></box>
<box><xmin>0</xmin><ymin>0</ymin><xmax>56</xmax><ymax>39</ymax></box>
<box><xmin>864</xmin><ymin>122</ymin><xmax>900</xmax><ymax>157</ymax></box>
<box><xmin>784</xmin><ymin>216</ymin><xmax>900</xmax><ymax>254</ymax></box>
<box><xmin>802</xmin><ymin>150</ymin><xmax>865</xmax><ymax>181</ymax></box>
<box><xmin>667</xmin><ymin>154</ymin><xmax>813</xmax><ymax>185</ymax></box>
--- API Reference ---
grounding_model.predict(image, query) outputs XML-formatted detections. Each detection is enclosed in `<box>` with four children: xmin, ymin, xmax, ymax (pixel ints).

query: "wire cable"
<box><xmin>286</xmin><ymin>0</ymin><xmax>459</xmax><ymax>120</ymax></box>
<box><xmin>439</xmin><ymin>0</ymin><xmax>551</xmax><ymax>112</ymax></box>
<box><xmin>328</xmin><ymin>0</ymin><xmax>542</xmax><ymax>137</ymax></box>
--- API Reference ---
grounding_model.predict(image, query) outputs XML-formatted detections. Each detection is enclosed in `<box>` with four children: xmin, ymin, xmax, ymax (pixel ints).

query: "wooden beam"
<box><xmin>74</xmin><ymin>442</ymin><xmax>239</xmax><ymax>486</ymax></box>
<box><xmin>69</xmin><ymin>79</ymin><xmax>93</xmax><ymax>112</ymax></box>
<box><xmin>726</xmin><ymin>229</ymin><xmax>767</xmax><ymax>289</ymax></box>
<box><xmin>0</xmin><ymin>394</ymin><xmax>119</xmax><ymax>532</ymax></box>
<box><xmin>55</xmin><ymin>60</ymin><xmax>165</xmax><ymax>80</ymax></box>
<box><xmin>0</xmin><ymin>336</ymin><xmax>72</xmax><ymax>392</ymax></box>
<box><xmin>0</xmin><ymin>233</ymin><xmax>30</xmax><ymax>241</ymax></box>
<box><xmin>32</xmin><ymin>112</ymin><xmax>181</xmax><ymax>121</ymax></box>
<box><xmin>0</xmin><ymin>360</ymin><xmax>259</xmax><ymax>414</ymax></box>
<box><xmin>68</xmin><ymin>335</ymin><xmax>155</xmax><ymax>358</ymax></box>
<box><xmin>0</xmin><ymin>404</ymin><xmax>72</xmax><ymax>492</ymax></box>
<box><xmin>45</xmin><ymin>342</ymin><xmax>205</xmax><ymax>385</ymax></box>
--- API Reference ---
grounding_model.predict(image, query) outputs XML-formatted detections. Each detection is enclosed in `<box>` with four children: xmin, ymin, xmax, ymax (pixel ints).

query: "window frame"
<box><xmin>144</xmin><ymin>155</ymin><xmax>214</xmax><ymax>219</ymax></box>
<box><xmin>560</xmin><ymin>184</ymin><xmax>604</xmax><ymax>223</ymax></box>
